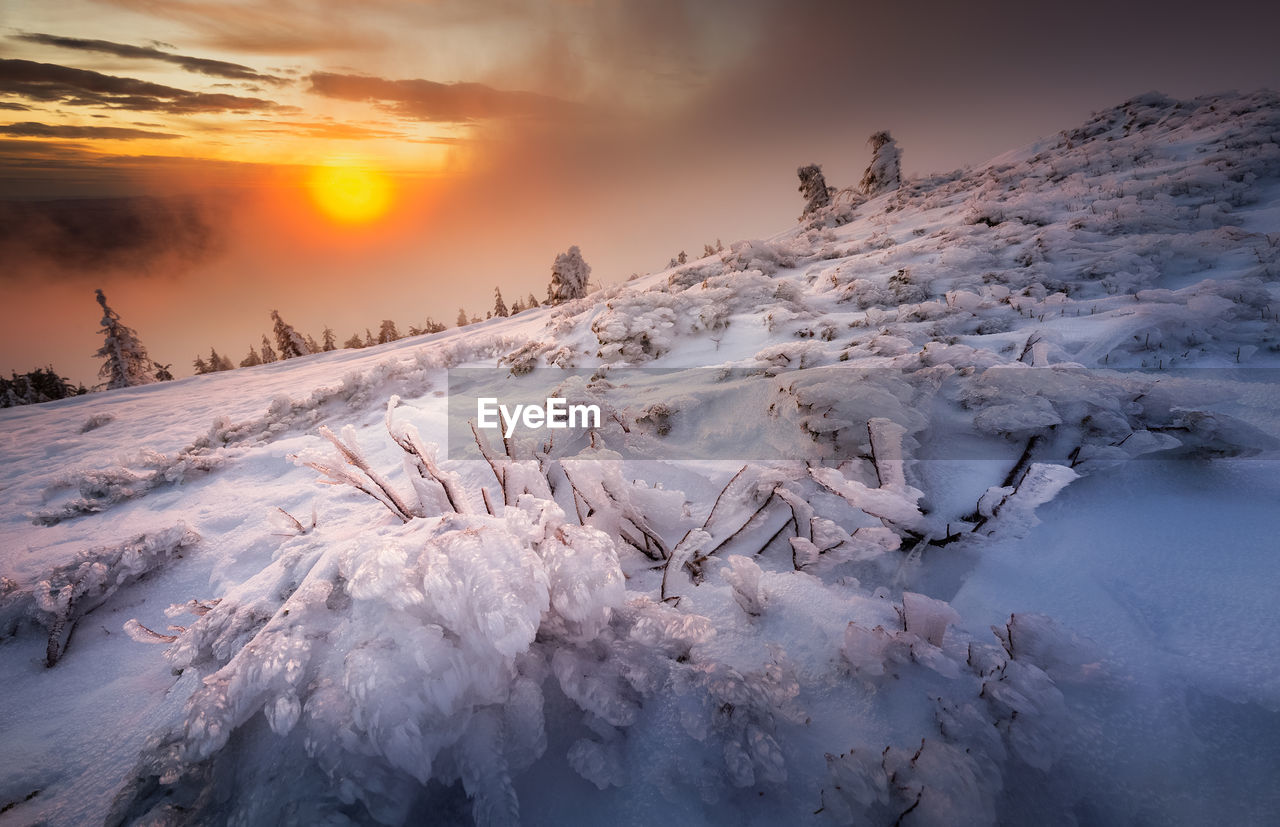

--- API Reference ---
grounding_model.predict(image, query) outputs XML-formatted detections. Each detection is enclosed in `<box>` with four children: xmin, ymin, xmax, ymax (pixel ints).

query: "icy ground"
<box><xmin>2</xmin><ymin>90</ymin><xmax>1279</xmax><ymax>826</ymax></box>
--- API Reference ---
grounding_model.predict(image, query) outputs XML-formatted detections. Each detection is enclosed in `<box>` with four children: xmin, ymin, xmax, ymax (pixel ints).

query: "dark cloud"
<box><xmin>307</xmin><ymin>72</ymin><xmax>580</xmax><ymax>123</ymax></box>
<box><xmin>0</xmin><ymin>195</ymin><xmax>222</xmax><ymax>281</ymax></box>
<box><xmin>0</xmin><ymin>59</ymin><xmax>282</xmax><ymax>114</ymax></box>
<box><xmin>0</xmin><ymin>121</ymin><xmax>181</xmax><ymax>140</ymax></box>
<box><xmin>12</xmin><ymin>33</ymin><xmax>287</xmax><ymax>85</ymax></box>
<box><xmin>0</xmin><ymin>101</ymin><xmax>30</xmax><ymax>111</ymax></box>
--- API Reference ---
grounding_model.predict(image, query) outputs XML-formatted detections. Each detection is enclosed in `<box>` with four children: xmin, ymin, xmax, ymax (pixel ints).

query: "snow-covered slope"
<box><xmin>2</xmin><ymin>90</ymin><xmax>1279</xmax><ymax>826</ymax></box>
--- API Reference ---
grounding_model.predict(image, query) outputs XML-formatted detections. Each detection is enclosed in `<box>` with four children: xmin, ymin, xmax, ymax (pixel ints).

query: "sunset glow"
<box><xmin>306</xmin><ymin>165</ymin><xmax>394</xmax><ymax>225</ymax></box>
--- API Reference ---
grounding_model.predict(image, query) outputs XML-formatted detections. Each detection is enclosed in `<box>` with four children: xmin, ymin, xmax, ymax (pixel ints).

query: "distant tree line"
<box><xmin>10</xmin><ymin>247</ymin><xmax>602</xmax><ymax>407</ymax></box>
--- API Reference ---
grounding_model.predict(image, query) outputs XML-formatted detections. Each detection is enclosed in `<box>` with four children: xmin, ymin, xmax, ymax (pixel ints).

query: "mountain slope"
<box><xmin>1</xmin><ymin>90</ymin><xmax>1279</xmax><ymax>826</ymax></box>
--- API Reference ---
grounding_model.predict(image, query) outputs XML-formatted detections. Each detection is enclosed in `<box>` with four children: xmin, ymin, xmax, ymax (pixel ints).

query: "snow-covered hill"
<box><xmin>2</xmin><ymin>90</ymin><xmax>1279</xmax><ymax>826</ymax></box>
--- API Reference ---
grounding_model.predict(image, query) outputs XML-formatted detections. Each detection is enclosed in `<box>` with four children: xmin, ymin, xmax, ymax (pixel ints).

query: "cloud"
<box><xmin>307</xmin><ymin>72</ymin><xmax>580</xmax><ymax>123</ymax></box>
<box><xmin>0</xmin><ymin>121</ymin><xmax>182</xmax><ymax>140</ymax></box>
<box><xmin>247</xmin><ymin>119</ymin><xmax>407</xmax><ymax>140</ymax></box>
<box><xmin>12</xmin><ymin>32</ymin><xmax>287</xmax><ymax>85</ymax></box>
<box><xmin>0</xmin><ymin>59</ymin><xmax>282</xmax><ymax>114</ymax></box>
<box><xmin>0</xmin><ymin>195</ymin><xmax>222</xmax><ymax>281</ymax></box>
<box><xmin>90</xmin><ymin>0</ymin><xmax>388</xmax><ymax>54</ymax></box>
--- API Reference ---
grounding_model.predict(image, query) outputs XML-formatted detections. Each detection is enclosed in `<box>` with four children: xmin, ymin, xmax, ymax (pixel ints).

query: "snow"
<box><xmin>3</xmin><ymin>90</ymin><xmax>1280</xmax><ymax>825</ymax></box>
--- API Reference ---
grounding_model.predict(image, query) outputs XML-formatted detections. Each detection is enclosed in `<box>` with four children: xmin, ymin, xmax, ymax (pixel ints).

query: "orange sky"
<box><xmin>3</xmin><ymin>0</ymin><xmax>1278</xmax><ymax>386</ymax></box>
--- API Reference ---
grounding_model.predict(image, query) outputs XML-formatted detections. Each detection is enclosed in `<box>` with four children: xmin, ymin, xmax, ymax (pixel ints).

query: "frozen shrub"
<box><xmin>29</xmin><ymin>523</ymin><xmax>200</xmax><ymax>666</ymax></box>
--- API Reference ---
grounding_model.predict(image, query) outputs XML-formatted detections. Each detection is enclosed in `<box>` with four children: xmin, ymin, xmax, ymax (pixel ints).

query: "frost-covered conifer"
<box><xmin>548</xmin><ymin>245</ymin><xmax>591</xmax><ymax>304</ymax></box>
<box><xmin>343</xmin><ymin>332</ymin><xmax>364</xmax><ymax>349</ymax></box>
<box><xmin>494</xmin><ymin>287</ymin><xmax>509</xmax><ymax>317</ymax></box>
<box><xmin>259</xmin><ymin>335</ymin><xmax>277</xmax><ymax>364</ymax></box>
<box><xmin>456</xmin><ymin>308</ymin><xmax>469</xmax><ymax>327</ymax></box>
<box><xmin>271</xmin><ymin>310</ymin><xmax>313</xmax><ymax>359</ymax></box>
<box><xmin>860</xmin><ymin>131</ymin><xmax>901</xmax><ymax>195</ymax></box>
<box><xmin>0</xmin><ymin>366</ymin><xmax>86</xmax><ymax>407</ymax></box>
<box><xmin>192</xmin><ymin>355</ymin><xmax>209</xmax><ymax>375</ymax></box>
<box><xmin>240</xmin><ymin>347</ymin><xmax>262</xmax><ymax>368</ymax></box>
<box><xmin>93</xmin><ymin>289</ymin><xmax>159</xmax><ymax>389</ymax></box>
<box><xmin>526</xmin><ymin>292</ymin><xmax>540</xmax><ymax>309</ymax></box>
<box><xmin>797</xmin><ymin>164</ymin><xmax>831</xmax><ymax>216</ymax></box>
<box><xmin>377</xmin><ymin>320</ymin><xmax>400</xmax><ymax>344</ymax></box>
<box><xmin>364</xmin><ymin>329</ymin><xmax>376</xmax><ymax>347</ymax></box>
<box><xmin>207</xmin><ymin>348</ymin><xmax>233</xmax><ymax>372</ymax></box>
<box><xmin>321</xmin><ymin>327</ymin><xmax>337</xmax><ymax>352</ymax></box>
<box><xmin>408</xmin><ymin>318</ymin><xmax>446</xmax><ymax>336</ymax></box>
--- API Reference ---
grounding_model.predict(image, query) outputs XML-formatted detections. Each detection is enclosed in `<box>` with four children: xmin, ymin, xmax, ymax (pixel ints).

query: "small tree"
<box><xmin>240</xmin><ymin>347</ymin><xmax>263</xmax><ymax>368</ymax></box>
<box><xmin>493</xmin><ymin>287</ymin><xmax>509</xmax><ymax>318</ymax></box>
<box><xmin>1</xmin><ymin>366</ymin><xmax>87</xmax><ymax>407</ymax></box>
<box><xmin>860</xmin><ymin>131</ymin><xmax>901</xmax><ymax>195</ymax></box>
<box><xmin>797</xmin><ymin>164</ymin><xmax>831</xmax><ymax>216</ymax></box>
<box><xmin>343</xmin><ymin>332</ymin><xmax>364</xmax><ymax>349</ymax></box>
<box><xmin>526</xmin><ymin>293</ymin><xmax>540</xmax><ymax>309</ymax></box>
<box><xmin>193</xmin><ymin>355</ymin><xmax>210</xmax><ymax>375</ymax></box>
<box><xmin>94</xmin><ymin>289</ymin><xmax>159</xmax><ymax>389</ymax></box>
<box><xmin>377</xmin><ymin>320</ymin><xmax>400</xmax><ymax>344</ymax></box>
<box><xmin>547</xmin><ymin>245</ymin><xmax>591</xmax><ymax>304</ymax></box>
<box><xmin>456</xmin><ymin>308</ymin><xmax>469</xmax><ymax>327</ymax></box>
<box><xmin>272</xmin><ymin>310</ymin><xmax>313</xmax><ymax>359</ymax></box>
<box><xmin>260</xmin><ymin>335</ymin><xmax>278</xmax><ymax>364</ymax></box>
<box><xmin>210</xmin><ymin>348</ymin><xmax>233</xmax><ymax>372</ymax></box>
<box><xmin>408</xmin><ymin>318</ymin><xmax>446</xmax><ymax>336</ymax></box>
<box><xmin>321</xmin><ymin>327</ymin><xmax>337</xmax><ymax>352</ymax></box>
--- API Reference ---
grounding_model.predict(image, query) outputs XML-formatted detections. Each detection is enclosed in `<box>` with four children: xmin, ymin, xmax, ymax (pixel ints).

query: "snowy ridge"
<box><xmin>2</xmin><ymin>91</ymin><xmax>1279</xmax><ymax>825</ymax></box>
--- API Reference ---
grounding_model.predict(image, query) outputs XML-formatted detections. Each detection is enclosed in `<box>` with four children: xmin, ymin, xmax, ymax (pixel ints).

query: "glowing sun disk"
<box><xmin>306</xmin><ymin>165</ymin><xmax>393</xmax><ymax>224</ymax></box>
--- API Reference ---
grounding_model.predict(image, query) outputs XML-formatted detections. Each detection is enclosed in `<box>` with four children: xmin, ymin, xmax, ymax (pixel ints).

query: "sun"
<box><xmin>306</xmin><ymin>165</ymin><xmax>394</xmax><ymax>225</ymax></box>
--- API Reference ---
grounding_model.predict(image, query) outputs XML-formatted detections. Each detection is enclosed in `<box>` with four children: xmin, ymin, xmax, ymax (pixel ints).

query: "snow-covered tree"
<box><xmin>527</xmin><ymin>293</ymin><xmax>540</xmax><ymax>309</ymax></box>
<box><xmin>364</xmin><ymin>329</ymin><xmax>376</xmax><ymax>347</ymax></box>
<box><xmin>271</xmin><ymin>310</ymin><xmax>313</xmax><ymax>359</ymax></box>
<box><xmin>493</xmin><ymin>287</ymin><xmax>509</xmax><ymax>318</ymax></box>
<box><xmin>93</xmin><ymin>289</ymin><xmax>160</xmax><ymax>390</ymax></box>
<box><xmin>305</xmin><ymin>334</ymin><xmax>320</xmax><ymax>353</ymax></box>
<box><xmin>456</xmin><ymin>308</ymin><xmax>469</xmax><ymax>327</ymax></box>
<box><xmin>377</xmin><ymin>320</ymin><xmax>400</xmax><ymax>344</ymax></box>
<box><xmin>343</xmin><ymin>332</ymin><xmax>364</xmax><ymax>349</ymax></box>
<box><xmin>797</xmin><ymin>164</ymin><xmax>831</xmax><ymax>216</ymax></box>
<box><xmin>211</xmin><ymin>348</ymin><xmax>233</xmax><ymax>372</ymax></box>
<box><xmin>510</xmin><ymin>298</ymin><xmax>524</xmax><ymax>314</ymax></box>
<box><xmin>259</xmin><ymin>335</ymin><xmax>278</xmax><ymax>364</ymax></box>
<box><xmin>407</xmin><ymin>318</ymin><xmax>446</xmax><ymax>336</ymax></box>
<box><xmin>548</xmin><ymin>245</ymin><xmax>591</xmax><ymax>304</ymax></box>
<box><xmin>860</xmin><ymin>131</ymin><xmax>901</xmax><ymax>195</ymax></box>
<box><xmin>194</xmin><ymin>348</ymin><xmax>232</xmax><ymax>374</ymax></box>
<box><xmin>1</xmin><ymin>366</ymin><xmax>86</xmax><ymax>407</ymax></box>
<box><xmin>154</xmin><ymin>363</ymin><xmax>174</xmax><ymax>382</ymax></box>
<box><xmin>321</xmin><ymin>327</ymin><xmax>337</xmax><ymax>352</ymax></box>
<box><xmin>240</xmin><ymin>347</ymin><xmax>262</xmax><ymax>368</ymax></box>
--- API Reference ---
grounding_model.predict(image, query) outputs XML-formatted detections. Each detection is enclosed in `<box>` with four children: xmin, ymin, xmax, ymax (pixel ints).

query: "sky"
<box><xmin>2</xmin><ymin>0</ymin><xmax>1278</xmax><ymax>387</ymax></box>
